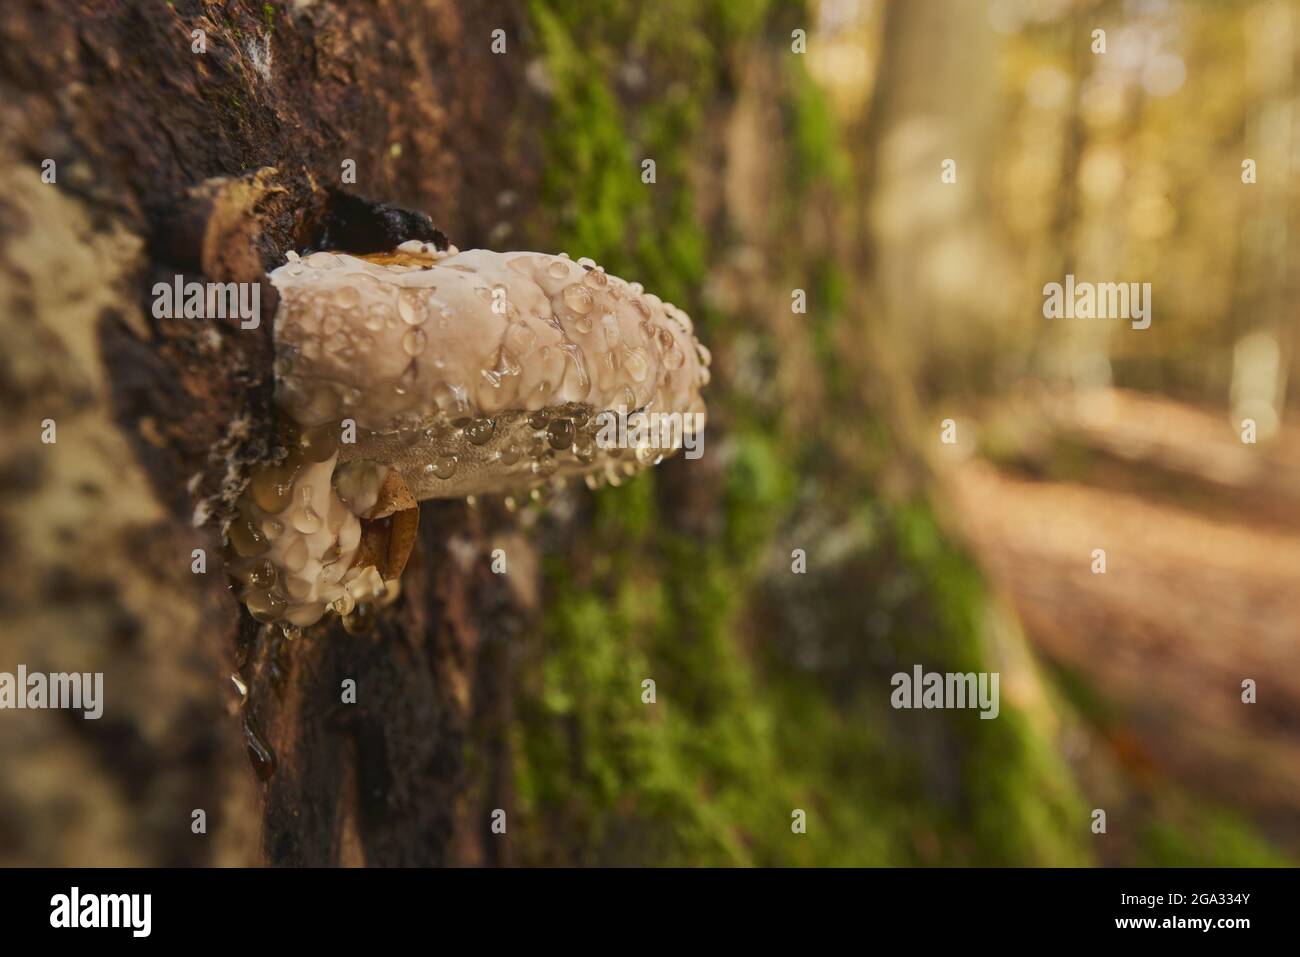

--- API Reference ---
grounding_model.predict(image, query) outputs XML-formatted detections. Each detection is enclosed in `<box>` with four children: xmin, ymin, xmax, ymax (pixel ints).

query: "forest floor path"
<box><xmin>943</xmin><ymin>389</ymin><xmax>1300</xmax><ymax>849</ymax></box>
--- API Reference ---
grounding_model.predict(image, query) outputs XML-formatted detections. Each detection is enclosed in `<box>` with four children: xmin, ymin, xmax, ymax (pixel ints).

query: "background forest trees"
<box><xmin>0</xmin><ymin>0</ymin><xmax>1294</xmax><ymax>866</ymax></box>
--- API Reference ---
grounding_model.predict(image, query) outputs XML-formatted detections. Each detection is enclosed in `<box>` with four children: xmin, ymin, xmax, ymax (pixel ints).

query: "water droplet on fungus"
<box><xmin>430</xmin><ymin>455</ymin><xmax>458</xmax><ymax>479</ymax></box>
<box><xmin>465</xmin><ymin>417</ymin><xmax>496</xmax><ymax>445</ymax></box>
<box><xmin>397</xmin><ymin>287</ymin><xmax>428</xmax><ymax>325</ymax></box>
<box><xmin>402</xmin><ymin>327</ymin><xmax>427</xmax><ymax>356</ymax></box>
<box><xmin>248</xmin><ymin>559</ymin><xmax>277</xmax><ymax>588</ymax></box>
<box><xmin>230</xmin><ymin>514</ymin><xmax>270</xmax><ymax>557</ymax></box>
<box><xmin>245</xmin><ymin>588</ymin><xmax>288</xmax><ymax>623</ymax></box>
<box><xmin>546</xmin><ymin>419</ymin><xmax>575</xmax><ymax>450</ymax></box>
<box><xmin>562</xmin><ymin>283</ymin><xmax>594</xmax><ymax>315</ymax></box>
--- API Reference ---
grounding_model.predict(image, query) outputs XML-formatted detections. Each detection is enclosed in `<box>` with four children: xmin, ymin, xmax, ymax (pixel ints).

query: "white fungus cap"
<box><xmin>269</xmin><ymin>243</ymin><xmax>710</xmax><ymax>498</ymax></box>
<box><xmin>230</xmin><ymin>242</ymin><xmax>711</xmax><ymax>628</ymax></box>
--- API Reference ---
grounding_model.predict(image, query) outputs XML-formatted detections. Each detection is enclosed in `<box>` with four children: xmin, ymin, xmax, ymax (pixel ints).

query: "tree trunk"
<box><xmin>0</xmin><ymin>0</ymin><xmax>532</xmax><ymax>866</ymax></box>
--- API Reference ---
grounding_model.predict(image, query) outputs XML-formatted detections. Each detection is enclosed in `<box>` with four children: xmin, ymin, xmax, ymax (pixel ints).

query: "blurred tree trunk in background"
<box><xmin>1234</xmin><ymin>2</ymin><xmax>1296</xmax><ymax>434</ymax></box>
<box><xmin>850</xmin><ymin>0</ymin><xmax>999</xmax><ymax>419</ymax></box>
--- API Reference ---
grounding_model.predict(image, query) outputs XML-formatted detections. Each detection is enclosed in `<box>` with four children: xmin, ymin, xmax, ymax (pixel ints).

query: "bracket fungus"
<box><xmin>226</xmin><ymin>241</ymin><xmax>710</xmax><ymax>628</ymax></box>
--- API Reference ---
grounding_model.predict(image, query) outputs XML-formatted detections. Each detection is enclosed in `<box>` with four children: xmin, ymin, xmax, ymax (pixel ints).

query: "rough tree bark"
<box><xmin>0</xmin><ymin>0</ymin><xmax>538</xmax><ymax>866</ymax></box>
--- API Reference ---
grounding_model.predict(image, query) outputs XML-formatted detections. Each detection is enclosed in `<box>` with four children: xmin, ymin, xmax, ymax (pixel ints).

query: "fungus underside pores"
<box><xmin>225</xmin><ymin>241</ymin><xmax>711</xmax><ymax>629</ymax></box>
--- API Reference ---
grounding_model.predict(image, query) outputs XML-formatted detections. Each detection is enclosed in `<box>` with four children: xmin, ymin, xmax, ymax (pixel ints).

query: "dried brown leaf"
<box><xmin>355</xmin><ymin>470</ymin><xmax>419</xmax><ymax>580</ymax></box>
